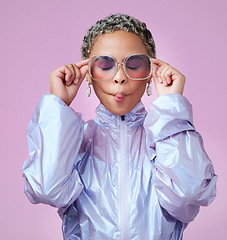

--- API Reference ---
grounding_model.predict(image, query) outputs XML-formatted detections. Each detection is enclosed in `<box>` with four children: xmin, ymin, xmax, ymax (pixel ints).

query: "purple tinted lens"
<box><xmin>90</xmin><ymin>56</ymin><xmax>116</xmax><ymax>80</ymax></box>
<box><xmin>125</xmin><ymin>55</ymin><xmax>151</xmax><ymax>79</ymax></box>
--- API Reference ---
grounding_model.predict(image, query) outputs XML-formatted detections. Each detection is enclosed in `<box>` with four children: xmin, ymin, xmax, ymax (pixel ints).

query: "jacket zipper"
<box><xmin>119</xmin><ymin>116</ymin><xmax>129</xmax><ymax>240</ymax></box>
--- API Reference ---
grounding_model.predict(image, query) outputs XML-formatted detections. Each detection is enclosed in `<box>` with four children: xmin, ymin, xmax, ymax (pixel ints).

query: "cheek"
<box><xmin>92</xmin><ymin>81</ymin><xmax>109</xmax><ymax>92</ymax></box>
<box><xmin>91</xmin><ymin>81</ymin><xmax>111</xmax><ymax>101</ymax></box>
<box><xmin>131</xmin><ymin>81</ymin><xmax>147</xmax><ymax>94</ymax></box>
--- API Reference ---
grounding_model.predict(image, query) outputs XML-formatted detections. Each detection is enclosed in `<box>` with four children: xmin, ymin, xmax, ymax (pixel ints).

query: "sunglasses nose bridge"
<box><xmin>116</xmin><ymin>61</ymin><xmax>127</xmax><ymax>74</ymax></box>
<box><xmin>116</xmin><ymin>61</ymin><xmax>124</xmax><ymax>67</ymax></box>
<box><xmin>113</xmin><ymin>61</ymin><xmax>128</xmax><ymax>84</ymax></box>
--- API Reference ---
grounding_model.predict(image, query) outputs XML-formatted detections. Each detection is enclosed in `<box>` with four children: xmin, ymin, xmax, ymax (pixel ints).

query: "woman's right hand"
<box><xmin>50</xmin><ymin>59</ymin><xmax>89</xmax><ymax>106</ymax></box>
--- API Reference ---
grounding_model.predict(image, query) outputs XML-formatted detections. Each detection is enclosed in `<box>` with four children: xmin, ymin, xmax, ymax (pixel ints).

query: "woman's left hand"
<box><xmin>152</xmin><ymin>59</ymin><xmax>186</xmax><ymax>96</ymax></box>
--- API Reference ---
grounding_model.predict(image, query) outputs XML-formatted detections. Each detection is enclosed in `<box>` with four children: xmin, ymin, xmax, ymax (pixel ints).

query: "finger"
<box><xmin>57</xmin><ymin>65</ymin><xmax>73</xmax><ymax>85</ymax></box>
<box><xmin>159</xmin><ymin>65</ymin><xmax>172</xmax><ymax>85</ymax></box>
<box><xmin>152</xmin><ymin>62</ymin><xmax>160</xmax><ymax>83</ymax></box>
<box><xmin>75</xmin><ymin>59</ymin><xmax>89</xmax><ymax>69</ymax></box>
<box><xmin>163</xmin><ymin>68</ymin><xmax>173</xmax><ymax>85</ymax></box>
<box><xmin>72</xmin><ymin>59</ymin><xmax>89</xmax><ymax>84</ymax></box>
<box><xmin>152</xmin><ymin>59</ymin><xmax>167</xmax><ymax>84</ymax></box>
<box><xmin>155</xmin><ymin>65</ymin><xmax>166</xmax><ymax>84</ymax></box>
<box><xmin>71</xmin><ymin>63</ymin><xmax>82</xmax><ymax>84</ymax></box>
<box><xmin>152</xmin><ymin>58</ymin><xmax>168</xmax><ymax>68</ymax></box>
<box><xmin>79</xmin><ymin>65</ymin><xmax>88</xmax><ymax>82</ymax></box>
<box><xmin>153</xmin><ymin>58</ymin><xmax>171</xmax><ymax>85</ymax></box>
<box><xmin>66</xmin><ymin>64</ymin><xmax>76</xmax><ymax>85</ymax></box>
<box><xmin>156</xmin><ymin>62</ymin><xmax>174</xmax><ymax>86</ymax></box>
<box><xmin>72</xmin><ymin>65</ymin><xmax>88</xmax><ymax>86</ymax></box>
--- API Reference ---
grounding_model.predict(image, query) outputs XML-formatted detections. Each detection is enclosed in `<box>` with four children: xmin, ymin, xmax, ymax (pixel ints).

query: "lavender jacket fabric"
<box><xmin>22</xmin><ymin>93</ymin><xmax>217</xmax><ymax>240</ymax></box>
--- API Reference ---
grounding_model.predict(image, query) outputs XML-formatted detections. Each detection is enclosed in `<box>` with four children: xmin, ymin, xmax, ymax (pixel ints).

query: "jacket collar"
<box><xmin>94</xmin><ymin>102</ymin><xmax>147</xmax><ymax>129</ymax></box>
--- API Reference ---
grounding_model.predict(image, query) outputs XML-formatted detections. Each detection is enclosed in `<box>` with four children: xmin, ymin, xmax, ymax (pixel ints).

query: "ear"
<box><xmin>86</xmin><ymin>73</ymin><xmax>92</xmax><ymax>85</ymax></box>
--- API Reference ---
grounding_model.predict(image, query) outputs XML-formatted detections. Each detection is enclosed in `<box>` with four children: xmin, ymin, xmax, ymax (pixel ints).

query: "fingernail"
<box><xmin>75</xmin><ymin>79</ymin><xmax>79</xmax><ymax>84</ymax></box>
<box><xmin>158</xmin><ymin>77</ymin><xmax>162</xmax><ymax>83</ymax></box>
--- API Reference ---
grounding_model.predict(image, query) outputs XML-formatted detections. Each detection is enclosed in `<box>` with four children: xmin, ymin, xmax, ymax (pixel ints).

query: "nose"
<box><xmin>114</xmin><ymin>79</ymin><xmax>125</xmax><ymax>84</ymax></box>
<box><xmin>113</xmin><ymin>63</ymin><xmax>127</xmax><ymax>84</ymax></box>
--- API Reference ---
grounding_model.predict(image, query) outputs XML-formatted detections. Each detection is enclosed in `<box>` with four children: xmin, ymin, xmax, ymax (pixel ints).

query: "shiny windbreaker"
<box><xmin>22</xmin><ymin>93</ymin><xmax>217</xmax><ymax>240</ymax></box>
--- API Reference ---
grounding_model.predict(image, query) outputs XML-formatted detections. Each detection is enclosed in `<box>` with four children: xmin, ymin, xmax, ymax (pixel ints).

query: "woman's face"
<box><xmin>87</xmin><ymin>30</ymin><xmax>151</xmax><ymax>116</ymax></box>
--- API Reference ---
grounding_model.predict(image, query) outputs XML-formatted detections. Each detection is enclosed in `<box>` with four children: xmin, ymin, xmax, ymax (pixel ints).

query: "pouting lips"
<box><xmin>115</xmin><ymin>92</ymin><xmax>125</xmax><ymax>103</ymax></box>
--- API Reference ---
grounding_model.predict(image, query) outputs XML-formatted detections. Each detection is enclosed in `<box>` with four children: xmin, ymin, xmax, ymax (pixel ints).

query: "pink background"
<box><xmin>1</xmin><ymin>0</ymin><xmax>226</xmax><ymax>239</ymax></box>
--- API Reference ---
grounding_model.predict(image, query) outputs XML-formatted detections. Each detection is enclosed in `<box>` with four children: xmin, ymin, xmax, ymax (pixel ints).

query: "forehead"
<box><xmin>89</xmin><ymin>30</ymin><xmax>148</xmax><ymax>59</ymax></box>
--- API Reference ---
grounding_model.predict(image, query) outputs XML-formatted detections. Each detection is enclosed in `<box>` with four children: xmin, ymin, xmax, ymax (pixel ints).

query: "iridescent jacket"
<box><xmin>22</xmin><ymin>93</ymin><xmax>217</xmax><ymax>240</ymax></box>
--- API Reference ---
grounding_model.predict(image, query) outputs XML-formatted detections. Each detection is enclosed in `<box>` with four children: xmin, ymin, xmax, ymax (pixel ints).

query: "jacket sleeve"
<box><xmin>144</xmin><ymin>94</ymin><xmax>217</xmax><ymax>223</ymax></box>
<box><xmin>22</xmin><ymin>94</ymin><xmax>84</xmax><ymax>209</ymax></box>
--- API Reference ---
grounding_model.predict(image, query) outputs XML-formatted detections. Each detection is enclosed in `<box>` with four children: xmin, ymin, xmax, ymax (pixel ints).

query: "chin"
<box><xmin>115</xmin><ymin>111</ymin><xmax>129</xmax><ymax>116</ymax></box>
<box><xmin>100</xmin><ymin>97</ymin><xmax>138</xmax><ymax>116</ymax></box>
<box><xmin>107</xmin><ymin>105</ymin><xmax>133</xmax><ymax>116</ymax></box>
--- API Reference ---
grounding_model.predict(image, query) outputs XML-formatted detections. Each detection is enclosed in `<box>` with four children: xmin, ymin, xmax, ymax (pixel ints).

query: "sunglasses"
<box><xmin>88</xmin><ymin>53</ymin><xmax>153</xmax><ymax>81</ymax></box>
